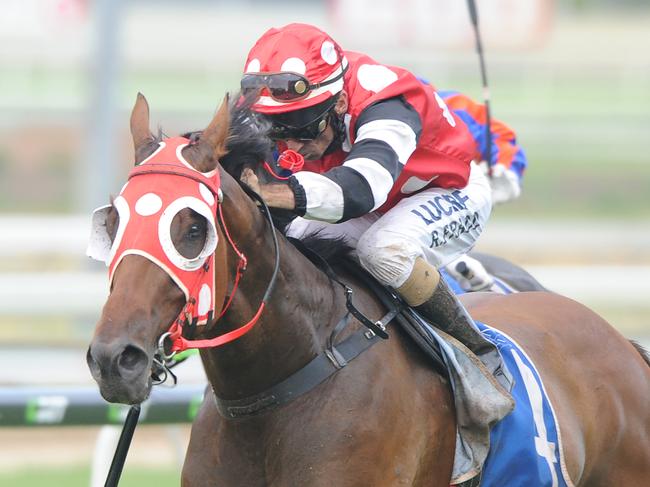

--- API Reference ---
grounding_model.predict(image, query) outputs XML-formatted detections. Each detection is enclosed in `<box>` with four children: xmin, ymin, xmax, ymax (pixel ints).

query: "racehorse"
<box><xmin>87</xmin><ymin>94</ymin><xmax>650</xmax><ymax>486</ymax></box>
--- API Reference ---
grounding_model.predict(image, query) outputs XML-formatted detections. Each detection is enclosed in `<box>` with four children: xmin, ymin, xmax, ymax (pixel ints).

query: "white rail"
<box><xmin>1</xmin><ymin>215</ymin><xmax>649</xmax><ymax>315</ymax></box>
<box><xmin>0</xmin><ymin>266</ymin><xmax>649</xmax><ymax>317</ymax></box>
<box><xmin>1</xmin><ymin>215</ymin><xmax>649</xmax><ymax>257</ymax></box>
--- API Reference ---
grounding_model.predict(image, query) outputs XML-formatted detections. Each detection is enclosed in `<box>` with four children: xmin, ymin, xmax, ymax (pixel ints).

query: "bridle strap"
<box><xmin>129</xmin><ymin>163</ymin><xmax>220</xmax><ymax>195</ymax></box>
<box><xmin>169</xmin><ymin>185</ymin><xmax>280</xmax><ymax>352</ymax></box>
<box><xmin>215</xmin><ymin>203</ymin><xmax>247</xmax><ymax>319</ymax></box>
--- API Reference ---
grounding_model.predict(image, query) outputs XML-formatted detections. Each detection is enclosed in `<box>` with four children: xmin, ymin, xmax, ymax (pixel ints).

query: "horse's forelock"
<box><xmin>220</xmin><ymin>92</ymin><xmax>273</xmax><ymax>179</ymax></box>
<box><xmin>175</xmin><ymin>96</ymin><xmax>272</xmax><ymax>178</ymax></box>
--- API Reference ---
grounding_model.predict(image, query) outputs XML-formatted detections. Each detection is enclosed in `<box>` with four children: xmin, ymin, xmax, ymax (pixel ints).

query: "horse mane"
<box><xmin>221</xmin><ymin>93</ymin><xmax>274</xmax><ymax>179</ymax></box>
<box><xmin>219</xmin><ymin>96</ymin><xmax>358</xmax><ymax>266</ymax></box>
<box><xmin>630</xmin><ymin>340</ymin><xmax>650</xmax><ymax>368</ymax></box>
<box><xmin>179</xmin><ymin>92</ymin><xmax>274</xmax><ymax>180</ymax></box>
<box><xmin>297</xmin><ymin>233</ymin><xmax>355</xmax><ymax>266</ymax></box>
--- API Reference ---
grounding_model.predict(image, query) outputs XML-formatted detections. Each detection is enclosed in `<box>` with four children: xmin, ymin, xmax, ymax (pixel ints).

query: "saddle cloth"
<box><xmin>432</xmin><ymin>319</ymin><xmax>574</xmax><ymax>487</ymax></box>
<box><xmin>474</xmin><ymin>323</ymin><xmax>573</xmax><ymax>487</ymax></box>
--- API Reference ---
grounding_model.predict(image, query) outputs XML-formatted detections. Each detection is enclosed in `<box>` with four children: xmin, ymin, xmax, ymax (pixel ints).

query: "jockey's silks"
<box><xmin>438</xmin><ymin>90</ymin><xmax>528</xmax><ymax>180</ymax></box>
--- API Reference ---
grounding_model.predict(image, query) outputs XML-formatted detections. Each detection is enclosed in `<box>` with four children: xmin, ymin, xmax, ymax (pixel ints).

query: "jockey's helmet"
<box><xmin>241</xmin><ymin>23</ymin><xmax>347</xmax><ymax>127</ymax></box>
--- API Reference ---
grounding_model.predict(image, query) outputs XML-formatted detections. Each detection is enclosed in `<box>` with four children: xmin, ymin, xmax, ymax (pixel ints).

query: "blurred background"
<box><xmin>1</xmin><ymin>0</ymin><xmax>648</xmax><ymax>485</ymax></box>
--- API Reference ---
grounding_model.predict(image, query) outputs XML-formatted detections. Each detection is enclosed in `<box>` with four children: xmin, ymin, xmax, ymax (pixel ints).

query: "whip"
<box><xmin>466</xmin><ymin>0</ymin><xmax>493</xmax><ymax>175</ymax></box>
<box><xmin>104</xmin><ymin>405</ymin><xmax>140</xmax><ymax>487</ymax></box>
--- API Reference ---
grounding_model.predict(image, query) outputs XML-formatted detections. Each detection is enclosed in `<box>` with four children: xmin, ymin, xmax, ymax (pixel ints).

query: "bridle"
<box><xmin>159</xmin><ymin>181</ymin><xmax>281</xmax><ymax>356</ymax></box>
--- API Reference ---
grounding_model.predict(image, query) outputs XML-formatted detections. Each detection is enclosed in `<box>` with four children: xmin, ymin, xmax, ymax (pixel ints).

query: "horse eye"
<box><xmin>186</xmin><ymin>223</ymin><xmax>204</xmax><ymax>241</ymax></box>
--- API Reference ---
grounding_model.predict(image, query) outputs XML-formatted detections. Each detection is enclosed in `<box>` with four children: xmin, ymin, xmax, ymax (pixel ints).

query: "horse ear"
<box><xmin>201</xmin><ymin>94</ymin><xmax>231</xmax><ymax>161</ymax></box>
<box><xmin>130</xmin><ymin>93</ymin><xmax>154</xmax><ymax>164</ymax></box>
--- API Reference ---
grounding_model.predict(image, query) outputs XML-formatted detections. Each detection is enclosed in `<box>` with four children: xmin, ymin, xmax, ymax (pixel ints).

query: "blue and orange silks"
<box><xmin>438</xmin><ymin>90</ymin><xmax>527</xmax><ymax>183</ymax></box>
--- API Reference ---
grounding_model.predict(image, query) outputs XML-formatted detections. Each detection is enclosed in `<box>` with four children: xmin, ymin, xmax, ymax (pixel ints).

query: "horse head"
<box><xmin>86</xmin><ymin>93</ymin><xmax>266</xmax><ymax>404</ymax></box>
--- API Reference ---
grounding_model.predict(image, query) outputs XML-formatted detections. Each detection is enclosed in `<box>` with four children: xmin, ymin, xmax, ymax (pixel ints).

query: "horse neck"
<box><xmin>200</xmin><ymin>173</ymin><xmax>341</xmax><ymax>399</ymax></box>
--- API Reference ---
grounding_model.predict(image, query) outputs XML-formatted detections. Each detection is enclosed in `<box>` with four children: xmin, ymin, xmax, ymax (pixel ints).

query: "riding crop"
<box><xmin>104</xmin><ymin>404</ymin><xmax>140</xmax><ymax>487</ymax></box>
<box><xmin>466</xmin><ymin>0</ymin><xmax>493</xmax><ymax>176</ymax></box>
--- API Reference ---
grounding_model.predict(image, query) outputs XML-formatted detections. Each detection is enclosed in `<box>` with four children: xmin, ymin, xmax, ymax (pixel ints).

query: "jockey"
<box><xmin>239</xmin><ymin>23</ymin><xmax>503</xmax><ymax>374</ymax></box>
<box><xmin>439</xmin><ymin>90</ymin><xmax>527</xmax><ymax>206</ymax></box>
<box><xmin>437</xmin><ymin>90</ymin><xmax>528</xmax><ymax>292</ymax></box>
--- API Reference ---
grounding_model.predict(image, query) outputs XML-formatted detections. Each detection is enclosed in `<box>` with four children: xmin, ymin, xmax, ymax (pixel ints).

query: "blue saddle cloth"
<box><xmin>476</xmin><ymin>322</ymin><xmax>572</xmax><ymax>487</ymax></box>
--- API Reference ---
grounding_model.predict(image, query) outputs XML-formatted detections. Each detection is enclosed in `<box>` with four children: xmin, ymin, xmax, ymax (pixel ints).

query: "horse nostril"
<box><xmin>117</xmin><ymin>345</ymin><xmax>148</xmax><ymax>378</ymax></box>
<box><xmin>86</xmin><ymin>347</ymin><xmax>100</xmax><ymax>377</ymax></box>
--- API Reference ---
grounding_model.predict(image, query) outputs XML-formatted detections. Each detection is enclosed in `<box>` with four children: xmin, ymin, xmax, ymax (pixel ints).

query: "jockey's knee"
<box><xmin>357</xmin><ymin>228</ymin><xmax>422</xmax><ymax>288</ymax></box>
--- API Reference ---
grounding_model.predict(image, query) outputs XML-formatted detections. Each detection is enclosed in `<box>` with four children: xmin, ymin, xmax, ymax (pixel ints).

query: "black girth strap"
<box><xmin>214</xmin><ymin>311</ymin><xmax>386</xmax><ymax>419</ymax></box>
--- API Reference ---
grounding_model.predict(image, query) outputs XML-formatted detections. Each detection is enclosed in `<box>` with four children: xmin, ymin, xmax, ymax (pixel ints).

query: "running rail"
<box><xmin>0</xmin><ymin>385</ymin><xmax>205</xmax><ymax>427</ymax></box>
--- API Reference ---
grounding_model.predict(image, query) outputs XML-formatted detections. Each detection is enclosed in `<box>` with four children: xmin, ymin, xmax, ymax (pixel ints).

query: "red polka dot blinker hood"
<box><xmin>87</xmin><ymin>137</ymin><xmax>221</xmax><ymax>330</ymax></box>
<box><xmin>244</xmin><ymin>23</ymin><xmax>348</xmax><ymax>114</ymax></box>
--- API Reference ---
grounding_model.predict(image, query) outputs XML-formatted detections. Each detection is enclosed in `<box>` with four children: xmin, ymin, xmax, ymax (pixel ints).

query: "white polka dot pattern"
<box><xmin>135</xmin><ymin>193</ymin><xmax>163</xmax><ymax>216</ymax></box>
<box><xmin>320</xmin><ymin>41</ymin><xmax>338</xmax><ymax>65</ymax></box>
<box><xmin>199</xmin><ymin>183</ymin><xmax>215</xmax><ymax>206</ymax></box>
<box><xmin>246</xmin><ymin>58</ymin><xmax>261</xmax><ymax>73</ymax></box>
<box><xmin>280</xmin><ymin>57</ymin><xmax>306</xmax><ymax>74</ymax></box>
<box><xmin>198</xmin><ymin>284</ymin><xmax>211</xmax><ymax>316</ymax></box>
<box><xmin>357</xmin><ymin>64</ymin><xmax>398</xmax><ymax>93</ymax></box>
<box><xmin>400</xmin><ymin>175</ymin><xmax>440</xmax><ymax>194</ymax></box>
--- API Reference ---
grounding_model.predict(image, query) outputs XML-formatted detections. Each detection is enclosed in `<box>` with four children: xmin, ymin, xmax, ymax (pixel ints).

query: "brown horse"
<box><xmin>87</xmin><ymin>94</ymin><xmax>650</xmax><ymax>486</ymax></box>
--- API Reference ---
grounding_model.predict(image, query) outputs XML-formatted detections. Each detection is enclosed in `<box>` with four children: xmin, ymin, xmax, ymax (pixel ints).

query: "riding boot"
<box><xmin>415</xmin><ymin>275</ymin><xmax>494</xmax><ymax>357</ymax></box>
<box><xmin>397</xmin><ymin>258</ymin><xmax>507</xmax><ymax>382</ymax></box>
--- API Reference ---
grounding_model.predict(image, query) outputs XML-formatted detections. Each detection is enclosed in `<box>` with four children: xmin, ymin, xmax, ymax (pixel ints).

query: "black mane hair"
<box><xmin>220</xmin><ymin>92</ymin><xmax>275</xmax><ymax>179</ymax></box>
<box><xmin>180</xmin><ymin>91</ymin><xmax>274</xmax><ymax>180</ymax></box>
<box><xmin>295</xmin><ymin>232</ymin><xmax>355</xmax><ymax>266</ymax></box>
<box><xmin>181</xmin><ymin>94</ymin><xmax>354</xmax><ymax>265</ymax></box>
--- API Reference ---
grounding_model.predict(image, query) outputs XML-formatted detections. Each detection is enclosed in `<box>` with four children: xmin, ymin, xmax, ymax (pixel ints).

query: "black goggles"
<box><xmin>268</xmin><ymin>112</ymin><xmax>330</xmax><ymax>142</ymax></box>
<box><xmin>241</xmin><ymin>64</ymin><xmax>347</xmax><ymax>103</ymax></box>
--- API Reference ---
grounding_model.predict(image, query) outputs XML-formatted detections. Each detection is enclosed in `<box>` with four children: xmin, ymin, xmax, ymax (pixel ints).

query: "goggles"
<box><xmin>241</xmin><ymin>65</ymin><xmax>347</xmax><ymax>103</ymax></box>
<box><xmin>268</xmin><ymin>112</ymin><xmax>329</xmax><ymax>142</ymax></box>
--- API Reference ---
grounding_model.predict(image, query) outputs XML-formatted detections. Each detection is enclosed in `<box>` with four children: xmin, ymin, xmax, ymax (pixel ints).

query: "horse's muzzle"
<box><xmin>86</xmin><ymin>340</ymin><xmax>152</xmax><ymax>404</ymax></box>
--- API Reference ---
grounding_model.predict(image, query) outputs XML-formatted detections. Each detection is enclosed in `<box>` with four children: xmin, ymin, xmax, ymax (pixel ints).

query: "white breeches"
<box><xmin>286</xmin><ymin>162</ymin><xmax>492</xmax><ymax>288</ymax></box>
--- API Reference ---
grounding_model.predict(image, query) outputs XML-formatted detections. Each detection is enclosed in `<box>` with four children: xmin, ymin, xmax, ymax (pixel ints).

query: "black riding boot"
<box><xmin>414</xmin><ymin>276</ymin><xmax>504</xmax><ymax>378</ymax></box>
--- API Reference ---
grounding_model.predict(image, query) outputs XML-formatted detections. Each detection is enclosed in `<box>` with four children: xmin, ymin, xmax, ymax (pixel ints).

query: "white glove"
<box><xmin>479</xmin><ymin>162</ymin><xmax>521</xmax><ymax>205</ymax></box>
<box><xmin>445</xmin><ymin>254</ymin><xmax>494</xmax><ymax>292</ymax></box>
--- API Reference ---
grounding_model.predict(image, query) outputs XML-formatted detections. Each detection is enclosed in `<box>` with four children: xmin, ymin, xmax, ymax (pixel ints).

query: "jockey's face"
<box><xmin>285</xmin><ymin>124</ymin><xmax>334</xmax><ymax>161</ymax></box>
<box><xmin>282</xmin><ymin>91</ymin><xmax>348</xmax><ymax>161</ymax></box>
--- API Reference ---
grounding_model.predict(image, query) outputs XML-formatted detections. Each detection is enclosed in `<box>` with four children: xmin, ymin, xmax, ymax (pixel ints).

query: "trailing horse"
<box><xmin>87</xmin><ymin>94</ymin><xmax>650</xmax><ymax>486</ymax></box>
